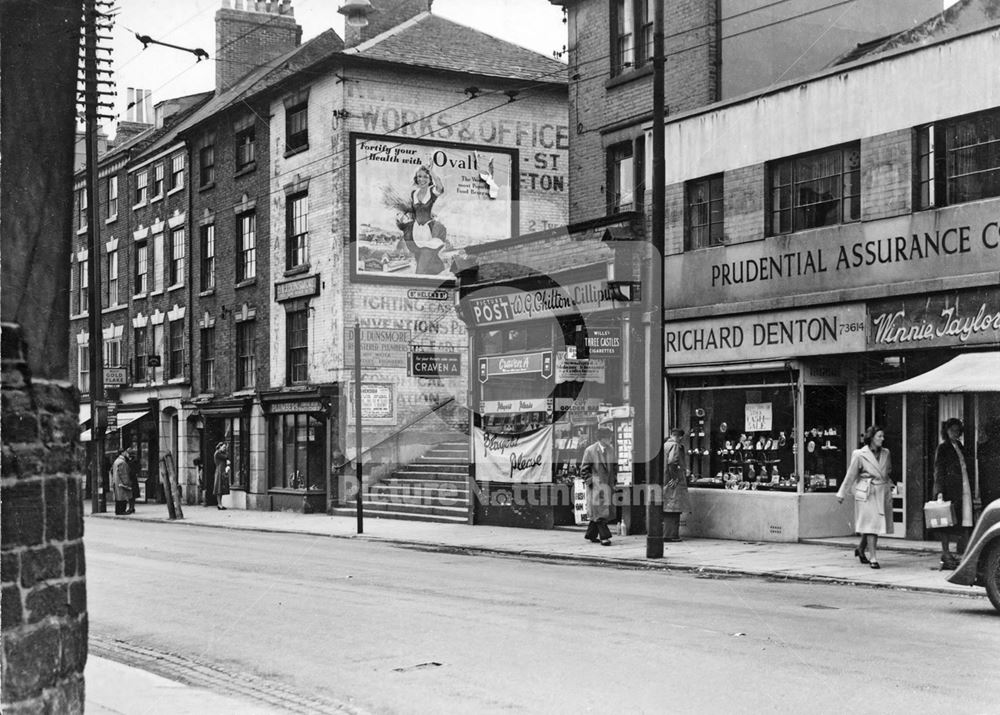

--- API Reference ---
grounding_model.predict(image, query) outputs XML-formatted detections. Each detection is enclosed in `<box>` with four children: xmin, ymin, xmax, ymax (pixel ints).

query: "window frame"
<box><xmin>78</xmin><ymin>344</ymin><xmax>90</xmax><ymax>392</ymax></box>
<box><xmin>104</xmin><ymin>337</ymin><xmax>122</xmax><ymax>368</ymax></box>
<box><xmin>168</xmin><ymin>319</ymin><xmax>184</xmax><ymax>380</ymax></box>
<box><xmin>607</xmin><ymin>141</ymin><xmax>635</xmax><ymax>214</ymax></box>
<box><xmin>107</xmin><ymin>175</ymin><xmax>118</xmax><ymax>219</ymax></box>
<box><xmin>286</xmin><ymin>101</ymin><xmax>308</xmax><ymax>152</ymax></box>
<box><xmin>133</xmin><ymin>325</ymin><xmax>148</xmax><ymax>382</ymax></box>
<box><xmin>77</xmin><ymin>258</ymin><xmax>89</xmax><ymax>315</ymax></box>
<box><xmin>236</xmin><ymin>321</ymin><xmax>256</xmax><ymax>391</ymax></box>
<box><xmin>286</xmin><ymin>191</ymin><xmax>309</xmax><ymax>270</ymax></box>
<box><xmin>169</xmin><ymin>154</ymin><xmax>184</xmax><ymax>191</ymax></box>
<box><xmin>77</xmin><ymin>187</ymin><xmax>88</xmax><ymax>229</ymax></box>
<box><xmin>236</xmin><ymin>211</ymin><xmax>256</xmax><ymax>282</ymax></box>
<box><xmin>766</xmin><ymin>142</ymin><xmax>861</xmax><ymax>236</ymax></box>
<box><xmin>105</xmin><ymin>248</ymin><xmax>118</xmax><ymax>308</ymax></box>
<box><xmin>286</xmin><ymin>308</ymin><xmax>309</xmax><ymax>385</ymax></box>
<box><xmin>686</xmin><ymin>174</ymin><xmax>725</xmax><ymax>250</ymax></box>
<box><xmin>200</xmin><ymin>224</ymin><xmax>216</xmax><ymax>292</ymax></box>
<box><xmin>151</xmin><ymin>163</ymin><xmax>165</xmax><ymax>199</ymax></box>
<box><xmin>611</xmin><ymin>0</ymin><xmax>652</xmax><ymax>77</ymax></box>
<box><xmin>133</xmin><ymin>170</ymin><xmax>148</xmax><ymax>206</ymax></box>
<box><xmin>235</xmin><ymin>123</ymin><xmax>256</xmax><ymax>171</ymax></box>
<box><xmin>169</xmin><ymin>226</ymin><xmax>185</xmax><ymax>287</ymax></box>
<box><xmin>135</xmin><ymin>240</ymin><xmax>149</xmax><ymax>295</ymax></box>
<box><xmin>198</xmin><ymin>144</ymin><xmax>215</xmax><ymax>188</ymax></box>
<box><xmin>200</xmin><ymin>326</ymin><xmax>215</xmax><ymax>392</ymax></box>
<box><xmin>915</xmin><ymin>108</ymin><xmax>1000</xmax><ymax>210</ymax></box>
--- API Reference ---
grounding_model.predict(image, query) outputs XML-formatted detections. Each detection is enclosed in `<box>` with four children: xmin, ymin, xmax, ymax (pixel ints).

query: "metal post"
<box><xmin>84</xmin><ymin>0</ymin><xmax>107</xmax><ymax>513</ymax></box>
<box><xmin>354</xmin><ymin>321</ymin><xmax>364</xmax><ymax>534</ymax></box>
<box><xmin>645</xmin><ymin>0</ymin><xmax>666</xmax><ymax>558</ymax></box>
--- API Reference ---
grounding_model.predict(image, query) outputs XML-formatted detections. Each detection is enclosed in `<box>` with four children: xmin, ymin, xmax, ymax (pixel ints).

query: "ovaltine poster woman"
<box><xmin>398</xmin><ymin>165</ymin><xmax>448</xmax><ymax>275</ymax></box>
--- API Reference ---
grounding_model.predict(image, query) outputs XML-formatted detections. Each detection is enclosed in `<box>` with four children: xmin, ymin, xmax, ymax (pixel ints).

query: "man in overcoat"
<box><xmin>111</xmin><ymin>446</ymin><xmax>136</xmax><ymax>515</ymax></box>
<box><xmin>663</xmin><ymin>428</ymin><xmax>692</xmax><ymax>541</ymax></box>
<box><xmin>580</xmin><ymin>426</ymin><xmax>616</xmax><ymax>545</ymax></box>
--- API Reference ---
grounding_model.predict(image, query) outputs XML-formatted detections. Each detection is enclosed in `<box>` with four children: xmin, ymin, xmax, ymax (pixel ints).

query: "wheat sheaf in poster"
<box><xmin>352</xmin><ymin>134</ymin><xmax>517</xmax><ymax>281</ymax></box>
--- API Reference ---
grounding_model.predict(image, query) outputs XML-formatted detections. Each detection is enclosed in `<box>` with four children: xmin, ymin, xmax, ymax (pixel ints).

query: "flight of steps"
<box><xmin>332</xmin><ymin>440</ymin><xmax>470</xmax><ymax>524</ymax></box>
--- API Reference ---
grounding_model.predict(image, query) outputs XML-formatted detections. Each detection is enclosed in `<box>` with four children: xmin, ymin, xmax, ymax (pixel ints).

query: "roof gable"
<box><xmin>347</xmin><ymin>13</ymin><xmax>567</xmax><ymax>85</ymax></box>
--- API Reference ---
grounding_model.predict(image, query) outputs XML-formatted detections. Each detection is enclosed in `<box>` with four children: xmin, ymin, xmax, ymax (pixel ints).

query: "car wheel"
<box><xmin>986</xmin><ymin>544</ymin><xmax>1000</xmax><ymax>613</ymax></box>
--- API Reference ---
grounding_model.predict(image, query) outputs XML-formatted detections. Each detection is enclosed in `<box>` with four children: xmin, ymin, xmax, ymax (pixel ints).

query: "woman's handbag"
<box><xmin>924</xmin><ymin>499</ymin><xmax>956</xmax><ymax>529</ymax></box>
<box><xmin>854</xmin><ymin>477</ymin><xmax>871</xmax><ymax>501</ymax></box>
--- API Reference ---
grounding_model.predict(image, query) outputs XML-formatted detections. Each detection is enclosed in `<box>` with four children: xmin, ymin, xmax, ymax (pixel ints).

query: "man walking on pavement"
<box><xmin>111</xmin><ymin>445</ymin><xmax>137</xmax><ymax>515</ymax></box>
<box><xmin>581</xmin><ymin>426</ymin><xmax>616</xmax><ymax>546</ymax></box>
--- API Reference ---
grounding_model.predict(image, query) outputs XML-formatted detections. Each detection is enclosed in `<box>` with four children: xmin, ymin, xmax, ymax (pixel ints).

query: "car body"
<box><xmin>947</xmin><ymin>499</ymin><xmax>1000</xmax><ymax>611</ymax></box>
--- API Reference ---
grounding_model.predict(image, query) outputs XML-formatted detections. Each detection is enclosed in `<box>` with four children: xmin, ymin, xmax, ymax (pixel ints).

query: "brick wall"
<box><xmin>564</xmin><ymin>0</ymin><xmax>718</xmax><ymax>224</ymax></box>
<box><xmin>215</xmin><ymin>1</ymin><xmax>301</xmax><ymax>93</ymax></box>
<box><xmin>2</xmin><ymin>325</ymin><xmax>87</xmax><ymax>714</ymax></box>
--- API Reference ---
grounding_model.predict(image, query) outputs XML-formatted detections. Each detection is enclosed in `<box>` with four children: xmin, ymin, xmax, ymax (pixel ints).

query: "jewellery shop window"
<box><xmin>675</xmin><ymin>373</ymin><xmax>797</xmax><ymax>491</ymax></box>
<box><xmin>802</xmin><ymin>385</ymin><xmax>847</xmax><ymax>492</ymax></box>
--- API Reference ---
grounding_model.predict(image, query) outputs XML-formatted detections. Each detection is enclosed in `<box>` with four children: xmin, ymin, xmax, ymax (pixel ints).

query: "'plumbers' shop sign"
<box><xmin>665</xmin><ymin>304</ymin><xmax>866</xmax><ymax>366</ymax></box>
<box><xmin>664</xmin><ymin>203</ymin><xmax>1000</xmax><ymax>310</ymax></box>
<box><xmin>868</xmin><ymin>288</ymin><xmax>1000</xmax><ymax>350</ymax></box>
<box><xmin>466</xmin><ymin>280</ymin><xmax>625</xmax><ymax>325</ymax></box>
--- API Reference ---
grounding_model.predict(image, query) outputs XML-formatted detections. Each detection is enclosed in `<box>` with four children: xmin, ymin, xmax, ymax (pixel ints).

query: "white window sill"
<box><xmin>150</xmin><ymin>289</ymin><xmax>164</xmax><ymax>296</ymax></box>
<box><xmin>132</xmin><ymin>201</ymin><xmax>147</xmax><ymax>210</ymax></box>
<box><xmin>149</xmin><ymin>193</ymin><xmax>164</xmax><ymax>205</ymax></box>
<box><xmin>133</xmin><ymin>293</ymin><xmax>148</xmax><ymax>300</ymax></box>
<box><xmin>167</xmin><ymin>185</ymin><xmax>184</xmax><ymax>196</ymax></box>
<box><xmin>232</xmin><ymin>389</ymin><xmax>255</xmax><ymax>397</ymax></box>
<box><xmin>167</xmin><ymin>377</ymin><xmax>186</xmax><ymax>385</ymax></box>
<box><xmin>76</xmin><ymin>226</ymin><xmax>88</xmax><ymax>235</ymax></box>
<box><xmin>70</xmin><ymin>312</ymin><xmax>88</xmax><ymax>320</ymax></box>
<box><xmin>105</xmin><ymin>215</ymin><xmax>118</xmax><ymax>225</ymax></box>
<box><xmin>168</xmin><ymin>283</ymin><xmax>185</xmax><ymax>292</ymax></box>
<box><xmin>102</xmin><ymin>305</ymin><xmax>128</xmax><ymax>314</ymax></box>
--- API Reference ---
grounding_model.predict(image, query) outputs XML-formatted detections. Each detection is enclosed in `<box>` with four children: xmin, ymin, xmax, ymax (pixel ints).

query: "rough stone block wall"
<box><xmin>1</xmin><ymin>324</ymin><xmax>87</xmax><ymax>714</ymax></box>
<box><xmin>861</xmin><ymin>129</ymin><xmax>912</xmax><ymax>221</ymax></box>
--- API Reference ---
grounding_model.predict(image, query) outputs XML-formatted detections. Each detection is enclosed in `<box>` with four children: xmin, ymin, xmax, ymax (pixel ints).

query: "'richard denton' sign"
<box><xmin>665</xmin><ymin>203</ymin><xmax>1000</xmax><ymax>310</ymax></box>
<box><xmin>665</xmin><ymin>304</ymin><xmax>866</xmax><ymax>365</ymax></box>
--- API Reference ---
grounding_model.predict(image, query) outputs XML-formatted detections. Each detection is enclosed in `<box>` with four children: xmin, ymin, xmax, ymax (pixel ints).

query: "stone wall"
<box><xmin>2</xmin><ymin>325</ymin><xmax>87</xmax><ymax>714</ymax></box>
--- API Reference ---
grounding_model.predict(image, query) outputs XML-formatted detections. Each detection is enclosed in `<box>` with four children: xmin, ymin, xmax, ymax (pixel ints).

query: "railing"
<box><xmin>329</xmin><ymin>398</ymin><xmax>469</xmax><ymax>508</ymax></box>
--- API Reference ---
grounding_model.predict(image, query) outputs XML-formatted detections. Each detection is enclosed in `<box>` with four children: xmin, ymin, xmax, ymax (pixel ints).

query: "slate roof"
<box><xmin>833</xmin><ymin>0</ymin><xmax>1000</xmax><ymax>65</ymax></box>
<box><xmin>346</xmin><ymin>12</ymin><xmax>567</xmax><ymax>86</ymax></box>
<box><xmin>137</xmin><ymin>28</ymin><xmax>345</xmax><ymax>158</ymax></box>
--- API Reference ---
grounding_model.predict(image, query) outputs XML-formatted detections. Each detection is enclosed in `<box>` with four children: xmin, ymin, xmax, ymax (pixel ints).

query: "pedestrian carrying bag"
<box><xmin>923</xmin><ymin>499</ymin><xmax>955</xmax><ymax>529</ymax></box>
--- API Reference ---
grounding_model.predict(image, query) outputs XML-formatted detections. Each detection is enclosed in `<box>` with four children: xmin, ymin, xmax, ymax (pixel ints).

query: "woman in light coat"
<box><xmin>837</xmin><ymin>425</ymin><xmax>893</xmax><ymax>568</ymax></box>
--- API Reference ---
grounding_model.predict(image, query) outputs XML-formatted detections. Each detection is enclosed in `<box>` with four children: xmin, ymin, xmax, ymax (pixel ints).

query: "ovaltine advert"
<box><xmin>665</xmin><ymin>304</ymin><xmax>867</xmax><ymax>366</ymax></box>
<box><xmin>466</xmin><ymin>280</ymin><xmax>626</xmax><ymax>326</ymax></box>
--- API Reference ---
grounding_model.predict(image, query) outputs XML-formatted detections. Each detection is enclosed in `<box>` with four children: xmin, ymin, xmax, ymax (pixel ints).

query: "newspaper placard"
<box><xmin>473</xmin><ymin>425</ymin><xmax>553</xmax><ymax>483</ymax></box>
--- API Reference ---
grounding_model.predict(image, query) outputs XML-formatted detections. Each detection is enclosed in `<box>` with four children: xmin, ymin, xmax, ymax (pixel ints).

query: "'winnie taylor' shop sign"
<box><xmin>867</xmin><ymin>288</ymin><xmax>1000</xmax><ymax>349</ymax></box>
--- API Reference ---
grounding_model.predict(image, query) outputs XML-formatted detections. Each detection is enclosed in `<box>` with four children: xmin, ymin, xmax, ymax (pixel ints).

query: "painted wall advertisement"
<box><xmin>665</xmin><ymin>304</ymin><xmax>866</xmax><ymax>365</ymax></box>
<box><xmin>665</xmin><ymin>203</ymin><xmax>1000</xmax><ymax>311</ymax></box>
<box><xmin>352</xmin><ymin>134</ymin><xmax>516</xmax><ymax>281</ymax></box>
<box><xmin>473</xmin><ymin>425</ymin><xmax>553</xmax><ymax>483</ymax></box>
<box><xmin>867</xmin><ymin>288</ymin><xmax>1000</xmax><ymax>350</ymax></box>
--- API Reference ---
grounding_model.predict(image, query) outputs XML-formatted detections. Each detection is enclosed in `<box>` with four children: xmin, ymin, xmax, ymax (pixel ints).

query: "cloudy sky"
<box><xmin>106</xmin><ymin>0</ymin><xmax>567</xmax><ymax>133</ymax></box>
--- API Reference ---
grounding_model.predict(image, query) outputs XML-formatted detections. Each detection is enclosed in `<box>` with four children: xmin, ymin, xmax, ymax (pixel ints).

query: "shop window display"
<box><xmin>802</xmin><ymin>385</ymin><xmax>848</xmax><ymax>492</ymax></box>
<box><xmin>676</xmin><ymin>376</ymin><xmax>797</xmax><ymax>491</ymax></box>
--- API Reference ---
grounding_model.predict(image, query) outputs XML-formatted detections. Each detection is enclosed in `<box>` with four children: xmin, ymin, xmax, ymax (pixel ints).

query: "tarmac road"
<box><xmin>86</xmin><ymin>518</ymin><xmax>1000</xmax><ymax>714</ymax></box>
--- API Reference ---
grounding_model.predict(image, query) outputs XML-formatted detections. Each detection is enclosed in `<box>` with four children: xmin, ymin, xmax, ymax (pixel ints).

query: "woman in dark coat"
<box><xmin>933</xmin><ymin>418</ymin><xmax>974</xmax><ymax>570</ymax></box>
<box><xmin>213</xmin><ymin>441</ymin><xmax>230</xmax><ymax>510</ymax></box>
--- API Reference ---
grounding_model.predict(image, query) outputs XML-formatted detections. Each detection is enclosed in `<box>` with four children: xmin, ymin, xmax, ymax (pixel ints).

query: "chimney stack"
<box><xmin>216</xmin><ymin>0</ymin><xmax>302</xmax><ymax>93</ymax></box>
<box><xmin>343</xmin><ymin>0</ymin><xmax>433</xmax><ymax>49</ymax></box>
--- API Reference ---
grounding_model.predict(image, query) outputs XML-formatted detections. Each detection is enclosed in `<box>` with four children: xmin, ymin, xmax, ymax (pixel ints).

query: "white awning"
<box><xmin>866</xmin><ymin>353</ymin><xmax>1000</xmax><ymax>394</ymax></box>
<box><xmin>79</xmin><ymin>409</ymin><xmax>150</xmax><ymax>442</ymax></box>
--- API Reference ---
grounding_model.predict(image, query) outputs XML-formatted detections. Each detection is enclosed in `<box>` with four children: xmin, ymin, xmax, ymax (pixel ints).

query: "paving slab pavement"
<box><xmin>87</xmin><ymin>503</ymin><xmax>988</xmax><ymax>599</ymax></box>
<box><xmin>85</xmin><ymin>656</ymin><xmax>280</xmax><ymax>714</ymax></box>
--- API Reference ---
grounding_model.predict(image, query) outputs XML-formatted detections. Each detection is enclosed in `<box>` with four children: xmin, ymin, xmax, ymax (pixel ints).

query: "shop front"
<box><xmin>112</xmin><ymin>401</ymin><xmax>159</xmax><ymax>504</ymax></box>
<box><xmin>863</xmin><ymin>288</ymin><xmax>1000</xmax><ymax>536</ymax></box>
<box><xmin>189</xmin><ymin>397</ymin><xmax>253</xmax><ymax>507</ymax></box>
<box><xmin>260</xmin><ymin>387</ymin><xmax>338</xmax><ymax>513</ymax></box>
<box><xmin>461</xmin><ymin>264</ymin><xmax>631</xmax><ymax>529</ymax></box>
<box><xmin>665</xmin><ymin>304</ymin><xmax>867</xmax><ymax>542</ymax></box>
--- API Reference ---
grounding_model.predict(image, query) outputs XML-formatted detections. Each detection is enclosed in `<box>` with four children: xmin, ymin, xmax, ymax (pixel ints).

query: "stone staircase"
<box><xmin>332</xmin><ymin>440</ymin><xmax>470</xmax><ymax>524</ymax></box>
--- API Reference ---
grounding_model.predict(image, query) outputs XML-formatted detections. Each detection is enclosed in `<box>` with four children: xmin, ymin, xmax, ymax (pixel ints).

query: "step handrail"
<box><xmin>333</xmin><ymin>396</ymin><xmax>461</xmax><ymax>470</ymax></box>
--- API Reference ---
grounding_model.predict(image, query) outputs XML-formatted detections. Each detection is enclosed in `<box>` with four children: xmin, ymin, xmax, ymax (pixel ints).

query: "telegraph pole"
<box><xmin>81</xmin><ymin>0</ymin><xmax>115</xmax><ymax>512</ymax></box>
<box><xmin>645</xmin><ymin>0</ymin><xmax>666</xmax><ymax>558</ymax></box>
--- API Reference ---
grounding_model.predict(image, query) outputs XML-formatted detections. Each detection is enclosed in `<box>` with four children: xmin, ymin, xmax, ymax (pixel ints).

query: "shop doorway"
<box><xmin>867</xmin><ymin>396</ymin><xmax>906</xmax><ymax>538</ymax></box>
